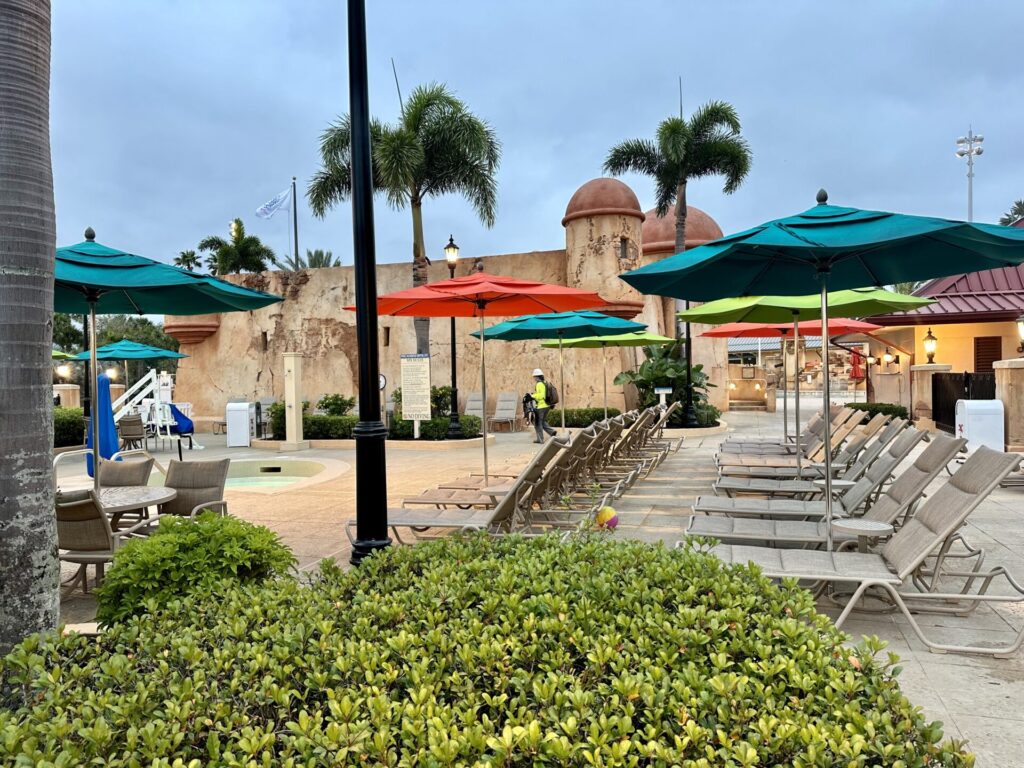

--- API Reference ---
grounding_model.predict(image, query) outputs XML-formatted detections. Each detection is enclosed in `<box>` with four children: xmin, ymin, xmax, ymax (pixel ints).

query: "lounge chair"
<box><xmin>686</xmin><ymin>429</ymin><xmax>943</xmax><ymax>543</ymax></box>
<box><xmin>489</xmin><ymin>392</ymin><xmax>520</xmax><ymax>432</ymax></box>
<box><xmin>722</xmin><ymin>409</ymin><xmax>879</xmax><ymax>456</ymax></box>
<box><xmin>719</xmin><ymin>408</ymin><xmax>853</xmax><ymax>453</ymax></box>
<box><xmin>714</xmin><ymin>418</ymin><xmax>908</xmax><ymax>497</ymax></box>
<box><xmin>351</xmin><ymin>437</ymin><xmax>569</xmax><ymax>544</ymax></box>
<box><xmin>56</xmin><ymin>490</ymin><xmax>165</xmax><ymax>594</ymax></box>
<box><xmin>717</xmin><ymin>411</ymin><xmax>866</xmax><ymax>469</ymax></box>
<box><xmin>463</xmin><ymin>392</ymin><xmax>484</xmax><ymax>420</ymax></box>
<box><xmin>704</xmin><ymin>446</ymin><xmax>1024</xmax><ymax>657</ymax></box>
<box><xmin>158</xmin><ymin>458</ymin><xmax>231</xmax><ymax>518</ymax></box>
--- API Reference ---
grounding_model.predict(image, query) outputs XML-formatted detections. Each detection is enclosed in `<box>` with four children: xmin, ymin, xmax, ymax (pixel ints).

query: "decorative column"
<box><xmin>994</xmin><ymin>358</ymin><xmax>1024</xmax><ymax>451</ymax></box>
<box><xmin>281</xmin><ymin>352</ymin><xmax>309</xmax><ymax>451</ymax></box>
<box><xmin>910</xmin><ymin>363</ymin><xmax>952</xmax><ymax>432</ymax></box>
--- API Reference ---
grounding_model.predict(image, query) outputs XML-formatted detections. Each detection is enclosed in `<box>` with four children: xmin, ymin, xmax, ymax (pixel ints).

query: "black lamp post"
<box><xmin>347</xmin><ymin>0</ymin><xmax>390</xmax><ymax>564</ymax></box>
<box><xmin>444</xmin><ymin>235</ymin><xmax>464</xmax><ymax>439</ymax></box>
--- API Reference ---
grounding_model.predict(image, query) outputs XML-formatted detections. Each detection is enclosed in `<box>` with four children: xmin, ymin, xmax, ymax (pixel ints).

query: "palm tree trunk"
<box><xmin>0</xmin><ymin>0</ymin><xmax>58</xmax><ymax>654</ymax></box>
<box><xmin>675</xmin><ymin>182</ymin><xmax>699</xmax><ymax>427</ymax></box>
<box><xmin>411</xmin><ymin>200</ymin><xmax>430</xmax><ymax>354</ymax></box>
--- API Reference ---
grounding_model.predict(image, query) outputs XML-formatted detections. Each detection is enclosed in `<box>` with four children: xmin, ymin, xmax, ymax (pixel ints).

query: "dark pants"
<box><xmin>534</xmin><ymin>406</ymin><xmax>556</xmax><ymax>441</ymax></box>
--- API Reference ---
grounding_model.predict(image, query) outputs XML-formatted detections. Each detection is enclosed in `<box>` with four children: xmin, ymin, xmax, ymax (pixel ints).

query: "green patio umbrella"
<box><xmin>677</xmin><ymin>288</ymin><xmax>936</xmax><ymax>448</ymax></box>
<box><xmin>472</xmin><ymin>311</ymin><xmax>646</xmax><ymax>428</ymax></box>
<box><xmin>56</xmin><ymin>228</ymin><xmax>282</xmax><ymax>489</ymax></box>
<box><xmin>540</xmin><ymin>331</ymin><xmax>673</xmax><ymax>417</ymax></box>
<box><xmin>622</xmin><ymin>190</ymin><xmax>1024</xmax><ymax>549</ymax></box>
<box><xmin>51</xmin><ymin>349</ymin><xmax>75</xmax><ymax>360</ymax></box>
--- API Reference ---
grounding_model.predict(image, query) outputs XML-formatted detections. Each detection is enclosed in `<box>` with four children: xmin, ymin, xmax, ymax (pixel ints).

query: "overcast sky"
<box><xmin>51</xmin><ymin>1</ymin><xmax>1024</xmax><ymax>270</ymax></box>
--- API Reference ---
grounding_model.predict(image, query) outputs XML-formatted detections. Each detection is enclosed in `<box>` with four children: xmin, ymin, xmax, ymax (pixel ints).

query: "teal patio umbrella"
<box><xmin>540</xmin><ymin>331</ymin><xmax>673</xmax><ymax>417</ymax></box>
<box><xmin>73</xmin><ymin>339</ymin><xmax>189</xmax><ymax>388</ymax></box>
<box><xmin>622</xmin><ymin>190</ymin><xmax>1024</xmax><ymax>549</ymax></box>
<box><xmin>472</xmin><ymin>311</ymin><xmax>646</xmax><ymax>428</ymax></box>
<box><xmin>56</xmin><ymin>228</ymin><xmax>282</xmax><ymax>489</ymax></box>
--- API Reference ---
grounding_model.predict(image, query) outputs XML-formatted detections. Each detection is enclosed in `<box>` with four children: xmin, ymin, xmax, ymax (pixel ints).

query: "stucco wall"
<box><xmin>909</xmin><ymin>321</ymin><xmax>1019</xmax><ymax>372</ymax></box>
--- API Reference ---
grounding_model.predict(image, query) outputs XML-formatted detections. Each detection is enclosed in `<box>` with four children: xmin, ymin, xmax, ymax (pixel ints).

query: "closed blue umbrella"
<box><xmin>621</xmin><ymin>190</ymin><xmax>1024</xmax><ymax>549</ymax></box>
<box><xmin>85</xmin><ymin>373</ymin><xmax>117</xmax><ymax>478</ymax></box>
<box><xmin>472</xmin><ymin>311</ymin><xmax>645</xmax><ymax>428</ymax></box>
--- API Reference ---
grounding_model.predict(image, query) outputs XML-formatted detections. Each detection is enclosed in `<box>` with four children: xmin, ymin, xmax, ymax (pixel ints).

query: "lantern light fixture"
<box><xmin>923</xmin><ymin>327</ymin><xmax>938</xmax><ymax>364</ymax></box>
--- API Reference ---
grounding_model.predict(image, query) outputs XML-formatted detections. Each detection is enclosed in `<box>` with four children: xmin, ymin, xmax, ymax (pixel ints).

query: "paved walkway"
<box><xmin>56</xmin><ymin>413</ymin><xmax>1024</xmax><ymax>764</ymax></box>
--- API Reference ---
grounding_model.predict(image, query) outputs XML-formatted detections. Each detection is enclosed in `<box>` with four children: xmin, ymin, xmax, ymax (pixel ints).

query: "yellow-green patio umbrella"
<box><xmin>541</xmin><ymin>331</ymin><xmax>674</xmax><ymax>417</ymax></box>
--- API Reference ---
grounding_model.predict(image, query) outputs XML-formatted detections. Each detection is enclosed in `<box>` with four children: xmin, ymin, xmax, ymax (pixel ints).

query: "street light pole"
<box><xmin>347</xmin><ymin>0</ymin><xmax>390</xmax><ymax>565</ymax></box>
<box><xmin>444</xmin><ymin>235</ymin><xmax>464</xmax><ymax>439</ymax></box>
<box><xmin>955</xmin><ymin>128</ymin><xmax>984</xmax><ymax>222</ymax></box>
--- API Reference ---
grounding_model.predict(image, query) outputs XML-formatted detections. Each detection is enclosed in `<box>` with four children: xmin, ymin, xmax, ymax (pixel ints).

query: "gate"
<box><xmin>932</xmin><ymin>372</ymin><xmax>996</xmax><ymax>433</ymax></box>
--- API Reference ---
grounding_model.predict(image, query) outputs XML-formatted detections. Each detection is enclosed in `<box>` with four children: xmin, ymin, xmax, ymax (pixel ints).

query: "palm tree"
<box><xmin>174</xmin><ymin>249</ymin><xmax>201</xmax><ymax>271</ymax></box>
<box><xmin>197</xmin><ymin>218</ymin><xmax>275</xmax><ymax>275</ymax></box>
<box><xmin>604</xmin><ymin>100</ymin><xmax>752</xmax><ymax>426</ymax></box>
<box><xmin>1000</xmin><ymin>199</ymin><xmax>1024</xmax><ymax>226</ymax></box>
<box><xmin>309</xmin><ymin>83</ymin><xmax>500</xmax><ymax>353</ymax></box>
<box><xmin>892</xmin><ymin>280</ymin><xmax>923</xmax><ymax>295</ymax></box>
<box><xmin>0</xmin><ymin>0</ymin><xmax>59</xmax><ymax>654</ymax></box>
<box><xmin>271</xmin><ymin>248</ymin><xmax>341</xmax><ymax>271</ymax></box>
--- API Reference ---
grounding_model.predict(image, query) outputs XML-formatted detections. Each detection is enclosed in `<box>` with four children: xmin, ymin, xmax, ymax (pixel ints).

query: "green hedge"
<box><xmin>53</xmin><ymin>407</ymin><xmax>84</xmax><ymax>448</ymax></box>
<box><xmin>850</xmin><ymin>401</ymin><xmax>909</xmax><ymax>420</ymax></box>
<box><xmin>95</xmin><ymin>513</ymin><xmax>295</xmax><ymax>625</ymax></box>
<box><xmin>389</xmin><ymin>414</ymin><xmax>481</xmax><ymax>440</ymax></box>
<box><xmin>268</xmin><ymin>402</ymin><xmax>359</xmax><ymax>440</ymax></box>
<box><xmin>547</xmin><ymin>407</ymin><xmax>621</xmax><ymax>427</ymax></box>
<box><xmin>0</xmin><ymin>535</ymin><xmax>970</xmax><ymax>765</ymax></box>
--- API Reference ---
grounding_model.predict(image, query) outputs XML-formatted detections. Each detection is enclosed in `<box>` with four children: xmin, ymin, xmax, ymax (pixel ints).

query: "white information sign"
<box><xmin>400</xmin><ymin>354</ymin><xmax>432</xmax><ymax>421</ymax></box>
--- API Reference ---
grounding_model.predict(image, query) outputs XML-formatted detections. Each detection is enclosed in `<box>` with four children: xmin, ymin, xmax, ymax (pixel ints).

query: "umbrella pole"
<box><xmin>559</xmin><ymin>335</ymin><xmax>565</xmax><ymax>431</ymax></box>
<box><xmin>602</xmin><ymin>345</ymin><xmax>608</xmax><ymax>419</ymax></box>
<box><xmin>480</xmin><ymin>315</ymin><xmax>488</xmax><ymax>481</ymax></box>
<box><xmin>89</xmin><ymin>303</ymin><xmax>101</xmax><ymax>492</ymax></box>
<box><xmin>793</xmin><ymin>314</ymin><xmax>801</xmax><ymax>473</ymax></box>
<box><xmin>820</xmin><ymin>284</ymin><xmax>833</xmax><ymax>550</ymax></box>
<box><xmin>780</xmin><ymin>331</ymin><xmax>788</xmax><ymax>443</ymax></box>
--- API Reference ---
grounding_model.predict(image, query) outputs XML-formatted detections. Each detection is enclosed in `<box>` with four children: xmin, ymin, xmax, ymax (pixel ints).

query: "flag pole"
<box><xmin>291</xmin><ymin>176</ymin><xmax>299</xmax><ymax>267</ymax></box>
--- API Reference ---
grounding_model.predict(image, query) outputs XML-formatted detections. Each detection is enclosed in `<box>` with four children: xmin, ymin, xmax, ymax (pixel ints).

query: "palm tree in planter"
<box><xmin>174</xmin><ymin>249</ymin><xmax>201</xmax><ymax>271</ymax></box>
<box><xmin>308</xmin><ymin>83</ymin><xmax>500</xmax><ymax>354</ymax></box>
<box><xmin>604</xmin><ymin>101</ymin><xmax>751</xmax><ymax>427</ymax></box>
<box><xmin>0</xmin><ymin>0</ymin><xmax>59</xmax><ymax>653</ymax></box>
<box><xmin>198</xmin><ymin>218</ymin><xmax>275</xmax><ymax>275</ymax></box>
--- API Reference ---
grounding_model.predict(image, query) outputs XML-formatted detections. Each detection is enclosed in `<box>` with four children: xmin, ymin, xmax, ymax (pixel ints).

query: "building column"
<box><xmin>994</xmin><ymin>358</ymin><xmax>1024</xmax><ymax>451</ymax></box>
<box><xmin>281</xmin><ymin>352</ymin><xmax>310</xmax><ymax>451</ymax></box>
<box><xmin>910</xmin><ymin>363</ymin><xmax>952</xmax><ymax>432</ymax></box>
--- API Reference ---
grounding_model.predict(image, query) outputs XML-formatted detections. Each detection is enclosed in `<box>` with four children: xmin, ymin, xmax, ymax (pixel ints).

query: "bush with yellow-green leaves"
<box><xmin>0</xmin><ymin>535</ymin><xmax>971</xmax><ymax>766</ymax></box>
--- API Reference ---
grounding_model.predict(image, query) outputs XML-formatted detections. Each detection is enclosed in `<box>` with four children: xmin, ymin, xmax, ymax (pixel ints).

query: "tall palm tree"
<box><xmin>0</xmin><ymin>0</ymin><xmax>58</xmax><ymax>654</ymax></box>
<box><xmin>604</xmin><ymin>100</ymin><xmax>752</xmax><ymax>426</ymax></box>
<box><xmin>174</xmin><ymin>249</ymin><xmax>201</xmax><ymax>271</ymax></box>
<box><xmin>309</xmin><ymin>83</ymin><xmax>500</xmax><ymax>353</ymax></box>
<box><xmin>1000</xmin><ymin>199</ymin><xmax>1024</xmax><ymax>227</ymax></box>
<box><xmin>197</xmin><ymin>218</ymin><xmax>275</xmax><ymax>275</ymax></box>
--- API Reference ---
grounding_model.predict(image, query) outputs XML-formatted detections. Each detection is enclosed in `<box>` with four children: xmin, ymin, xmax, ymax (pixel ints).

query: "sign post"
<box><xmin>654</xmin><ymin>386</ymin><xmax>673</xmax><ymax>408</ymax></box>
<box><xmin>400</xmin><ymin>354</ymin><xmax>432</xmax><ymax>438</ymax></box>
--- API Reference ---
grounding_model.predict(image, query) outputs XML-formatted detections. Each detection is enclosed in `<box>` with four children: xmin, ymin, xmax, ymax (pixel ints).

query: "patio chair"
<box><xmin>463</xmin><ymin>392</ymin><xmax>484</xmax><ymax>420</ymax></box>
<box><xmin>706</xmin><ymin>446</ymin><xmax>1024</xmax><ymax>657</ymax></box>
<box><xmin>489</xmin><ymin>392</ymin><xmax>521</xmax><ymax>432</ymax></box>
<box><xmin>687</xmin><ymin>429</ymin><xmax>939</xmax><ymax>539</ymax></box>
<box><xmin>117</xmin><ymin>414</ymin><xmax>146</xmax><ymax>451</ymax></box>
<box><xmin>714</xmin><ymin>418</ymin><xmax>908</xmax><ymax>498</ymax></box>
<box><xmin>56</xmin><ymin>489</ymin><xmax>164</xmax><ymax>594</ymax></box>
<box><xmin>158</xmin><ymin>458</ymin><xmax>231</xmax><ymax>518</ymax></box>
<box><xmin>98</xmin><ymin>455</ymin><xmax>156</xmax><ymax>525</ymax></box>
<box><xmin>351</xmin><ymin>436</ymin><xmax>569</xmax><ymax>544</ymax></box>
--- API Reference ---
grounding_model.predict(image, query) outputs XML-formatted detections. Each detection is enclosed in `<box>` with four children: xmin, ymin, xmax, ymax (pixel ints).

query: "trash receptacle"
<box><xmin>955</xmin><ymin>399</ymin><xmax>1004</xmax><ymax>452</ymax></box>
<box><xmin>225</xmin><ymin>402</ymin><xmax>251</xmax><ymax>447</ymax></box>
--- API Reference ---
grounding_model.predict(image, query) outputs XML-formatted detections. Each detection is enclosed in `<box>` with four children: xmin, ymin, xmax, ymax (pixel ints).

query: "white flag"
<box><xmin>255</xmin><ymin>186</ymin><xmax>291</xmax><ymax>219</ymax></box>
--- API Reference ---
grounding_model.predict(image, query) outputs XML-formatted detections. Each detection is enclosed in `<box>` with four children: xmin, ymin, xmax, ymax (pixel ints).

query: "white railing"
<box><xmin>113</xmin><ymin>369</ymin><xmax>159</xmax><ymax>422</ymax></box>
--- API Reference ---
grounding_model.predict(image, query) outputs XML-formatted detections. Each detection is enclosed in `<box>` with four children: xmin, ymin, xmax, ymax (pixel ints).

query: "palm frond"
<box><xmin>687</xmin><ymin>100</ymin><xmax>742</xmax><ymax>142</ymax></box>
<box><xmin>653</xmin><ymin>175</ymin><xmax>677</xmax><ymax>218</ymax></box>
<box><xmin>603</xmin><ymin>138</ymin><xmax>661</xmax><ymax>177</ymax></box>
<box><xmin>686</xmin><ymin>134</ymin><xmax>752</xmax><ymax>194</ymax></box>
<box><xmin>196</xmin><ymin>236</ymin><xmax>228</xmax><ymax>253</ymax></box>
<box><xmin>307</xmin><ymin>163</ymin><xmax>352</xmax><ymax>218</ymax></box>
<box><xmin>655</xmin><ymin>117</ymin><xmax>690</xmax><ymax>167</ymax></box>
<box><xmin>373</xmin><ymin>125</ymin><xmax>424</xmax><ymax>197</ymax></box>
<box><xmin>401</xmin><ymin>82</ymin><xmax>462</xmax><ymax>133</ymax></box>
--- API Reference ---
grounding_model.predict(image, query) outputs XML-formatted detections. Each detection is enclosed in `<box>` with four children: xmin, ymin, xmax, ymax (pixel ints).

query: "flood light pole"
<box><xmin>444</xmin><ymin>236</ymin><xmax>464</xmax><ymax>439</ymax></box>
<box><xmin>955</xmin><ymin>128</ymin><xmax>983</xmax><ymax>222</ymax></box>
<box><xmin>347</xmin><ymin>0</ymin><xmax>390</xmax><ymax>564</ymax></box>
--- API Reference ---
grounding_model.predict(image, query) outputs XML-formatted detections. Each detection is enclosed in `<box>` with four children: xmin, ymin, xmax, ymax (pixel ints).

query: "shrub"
<box><xmin>850</xmin><ymin>401</ymin><xmax>909</xmax><ymax>420</ymax></box>
<box><xmin>303</xmin><ymin>414</ymin><xmax>358</xmax><ymax>440</ymax></box>
<box><xmin>390</xmin><ymin>385</ymin><xmax>453</xmax><ymax>418</ymax></box>
<box><xmin>0</xmin><ymin>536</ymin><xmax>971</xmax><ymax>766</ymax></box>
<box><xmin>93</xmin><ymin>512</ymin><xmax>295</xmax><ymax>626</ymax></box>
<box><xmin>389</xmin><ymin>414</ymin><xmax>481</xmax><ymax>440</ymax></box>
<box><xmin>547</xmin><ymin>407</ymin><xmax>621</xmax><ymax>427</ymax></box>
<box><xmin>53</xmin><ymin>406</ymin><xmax>84</xmax><ymax>447</ymax></box>
<box><xmin>317</xmin><ymin>393</ymin><xmax>355</xmax><ymax>417</ymax></box>
<box><xmin>268</xmin><ymin>399</ymin><xmax>285</xmax><ymax>439</ymax></box>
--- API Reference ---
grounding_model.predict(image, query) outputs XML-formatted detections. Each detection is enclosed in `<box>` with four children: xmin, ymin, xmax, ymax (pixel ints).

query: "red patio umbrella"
<box><xmin>367</xmin><ymin>272</ymin><xmax>607</xmax><ymax>479</ymax></box>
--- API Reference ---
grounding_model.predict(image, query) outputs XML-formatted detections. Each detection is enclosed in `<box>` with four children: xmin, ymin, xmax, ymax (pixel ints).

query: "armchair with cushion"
<box><xmin>158</xmin><ymin>458</ymin><xmax>231</xmax><ymax>518</ymax></box>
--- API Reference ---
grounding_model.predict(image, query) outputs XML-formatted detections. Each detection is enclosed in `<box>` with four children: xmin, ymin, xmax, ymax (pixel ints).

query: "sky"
<box><xmin>51</xmin><ymin>1</ymin><xmax>1024</xmax><ymax>270</ymax></box>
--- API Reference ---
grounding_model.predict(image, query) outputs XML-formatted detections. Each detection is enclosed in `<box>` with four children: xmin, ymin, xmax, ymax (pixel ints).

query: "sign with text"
<box><xmin>400</xmin><ymin>354</ymin><xmax>432</xmax><ymax>421</ymax></box>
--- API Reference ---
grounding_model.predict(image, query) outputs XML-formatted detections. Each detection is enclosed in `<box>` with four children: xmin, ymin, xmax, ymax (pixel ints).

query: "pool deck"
<box><xmin>55</xmin><ymin>411</ymin><xmax>1024</xmax><ymax>765</ymax></box>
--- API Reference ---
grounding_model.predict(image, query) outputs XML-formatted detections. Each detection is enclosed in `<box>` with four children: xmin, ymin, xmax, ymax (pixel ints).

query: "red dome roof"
<box><xmin>562</xmin><ymin>178</ymin><xmax>644</xmax><ymax>226</ymax></box>
<box><xmin>641</xmin><ymin>205</ymin><xmax>723</xmax><ymax>256</ymax></box>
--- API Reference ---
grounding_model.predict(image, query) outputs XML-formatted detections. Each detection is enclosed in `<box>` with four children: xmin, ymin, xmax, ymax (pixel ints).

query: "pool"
<box><xmin>225</xmin><ymin>459</ymin><xmax>328</xmax><ymax>491</ymax></box>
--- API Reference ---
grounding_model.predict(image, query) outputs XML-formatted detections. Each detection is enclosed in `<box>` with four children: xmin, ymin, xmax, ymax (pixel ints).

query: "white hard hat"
<box><xmin>532</xmin><ymin>368</ymin><xmax>544</xmax><ymax>377</ymax></box>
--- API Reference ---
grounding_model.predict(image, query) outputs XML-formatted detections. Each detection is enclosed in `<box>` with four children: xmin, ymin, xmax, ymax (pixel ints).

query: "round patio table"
<box><xmin>831</xmin><ymin>518</ymin><xmax>894</xmax><ymax>553</ymax></box>
<box><xmin>100</xmin><ymin>486</ymin><xmax>176</xmax><ymax>527</ymax></box>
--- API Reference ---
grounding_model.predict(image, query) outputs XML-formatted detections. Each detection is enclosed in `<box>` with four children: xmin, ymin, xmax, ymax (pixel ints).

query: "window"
<box><xmin>973</xmin><ymin>336</ymin><xmax>1002</xmax><ymax>372</ymax></box>
<box><xmin>260</xmin><ymin>331</ymin><xmax>268</xmax><ymax>352</ymax></box>
<box><xmin>383</xmin><ymin>327</ymin><xmax>391</xmax><ymax>347</ymax></box>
